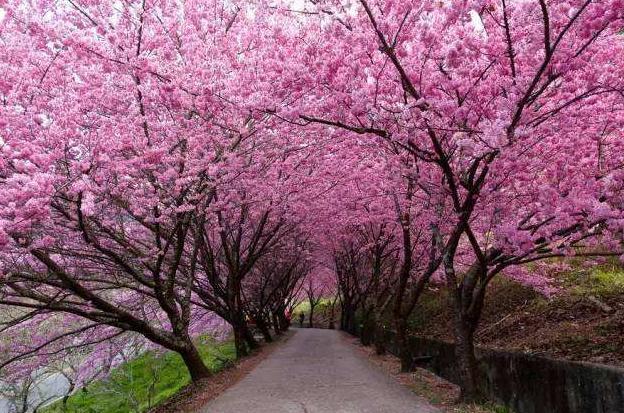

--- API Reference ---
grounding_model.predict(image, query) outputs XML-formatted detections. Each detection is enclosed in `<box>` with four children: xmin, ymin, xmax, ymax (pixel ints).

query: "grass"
<box><xmin>571</xmin><ymin>267</ymin><xmax>624</xmax><ymax>296</ymax></box>
<box><xmin>42</xmin><ymin>338</ymin><xmax>236</xmax><ymax>413</ymax></box>
<box><xmin>293</xmin><ymin>300</ymin><xmax>311</xmax><ymax>315</ymax></box>
<box><xmin>293</xmin><ymin>297</ymin><xmax>334</xmax><ymax>315</ymax></box>
<box><xmin>482</xmin><ymin>404</ymin><xmax>511</xmax><ymax>413</ymax></box>
<box><xmin>447</xmin><ymin>404</ymin><xmax>510</xmax><ymax>413</ymax></box>
<box><xmin>293</xmin><ymin>298</ymin><xmax>337</xmax><ymax>325</ymax></box>
<box><xmin>546</xmin><ymin>256</ymin><xmax>624</xmax><ymax>297</ymax></box>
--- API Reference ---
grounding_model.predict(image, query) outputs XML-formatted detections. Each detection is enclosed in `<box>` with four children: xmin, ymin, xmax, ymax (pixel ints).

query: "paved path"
<box><xmin>200</xmin><ymin>328</ymin><xmax>439</xmax><ymax>413</ymax></box>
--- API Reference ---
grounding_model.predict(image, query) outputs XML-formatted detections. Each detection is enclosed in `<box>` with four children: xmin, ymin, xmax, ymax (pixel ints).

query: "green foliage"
<box><xmin>450</xmin><ymin>402</ymin><xmax>511</xmax><ymax>413</ymax></box>
<box><xmin>578</xmin><ymin>268</ymin><xmax>624</xmax><ymax>295</ymax></box>
<box><xmin>489</xmin><ymin>404</ymin><xmax>511</xmax><ymax>413</ymax></box>
<box><xmin>42</xmin><ymin>339</ymin><xmax>236</xmax><ymax>413</ymax></box>
<box><xmin>562</xmin><ymin>259</ymin><xmax>624</xmax><ymax>297</ymax></box>
<box><xmin>293</xmin><ymin>297</ymin><xmax>334</xmax><ymax>317</ymax></box>
<box><xmin>293</xmin><ymin>300</ymin><xmax>311</xmax><ymax>315</ymax></box>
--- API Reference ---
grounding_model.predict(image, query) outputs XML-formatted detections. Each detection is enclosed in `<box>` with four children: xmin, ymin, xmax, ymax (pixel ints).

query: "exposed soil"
<box><xmin>149</xmin><ymin>331</ymin><xmax>293</xmax><ymax>413</ymax></box>
<box><xmin>410</xmin><ymin>278</ymin><xmax>624</xmax><ymax>367</ymax></box>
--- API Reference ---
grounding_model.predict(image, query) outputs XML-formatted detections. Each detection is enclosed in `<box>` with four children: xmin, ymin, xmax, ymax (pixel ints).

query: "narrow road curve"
<box><xmin>200</xmin><ymin>328</ymin><xmax>440</xmax><ymax>413</ymax></box>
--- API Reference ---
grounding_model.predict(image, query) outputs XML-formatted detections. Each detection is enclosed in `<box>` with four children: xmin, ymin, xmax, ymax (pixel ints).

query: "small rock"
<box><xmin>587</xmin><ymin>296</ymin><xmax>615</xmax><ymax>314</ymax></box>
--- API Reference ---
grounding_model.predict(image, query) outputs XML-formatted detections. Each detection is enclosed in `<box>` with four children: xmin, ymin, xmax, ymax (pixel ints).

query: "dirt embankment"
<box><xmin>410</xmin><ymin>267</ymin><xmax>624</xmax><ymax>367</ymax></box>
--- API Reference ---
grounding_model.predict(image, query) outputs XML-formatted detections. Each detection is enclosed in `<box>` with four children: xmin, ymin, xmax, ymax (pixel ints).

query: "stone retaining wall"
<box><xmin>355</xmin><ymin>328</ymin><xmax>624</xmax><ymax>413</ymax></box>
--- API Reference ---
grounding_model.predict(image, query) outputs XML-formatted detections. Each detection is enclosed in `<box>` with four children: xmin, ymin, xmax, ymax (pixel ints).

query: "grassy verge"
<box><xmin>42</xmin><ymin>338</ymin><xmax>236</xmax><ymax>413</ymax></box>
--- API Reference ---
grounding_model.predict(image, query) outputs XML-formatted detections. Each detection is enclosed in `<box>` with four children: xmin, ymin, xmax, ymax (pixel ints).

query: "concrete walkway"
<box><xmin>200</xmin><ymin>328</ymin><xmax>439</xmax><ymax>413</ymax></box>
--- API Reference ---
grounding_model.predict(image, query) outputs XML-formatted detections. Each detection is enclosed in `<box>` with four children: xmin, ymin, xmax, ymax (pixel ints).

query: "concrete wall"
<box><xmin>358</xmin><ymin>328</ymin><xmax>624</xmax><ymax>413</ymax></box>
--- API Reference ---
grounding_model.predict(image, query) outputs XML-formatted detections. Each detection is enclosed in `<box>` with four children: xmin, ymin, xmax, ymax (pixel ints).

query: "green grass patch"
<box><xmin>562</xmin><ymin>261</ymin><xmax>624</xmax><ymax>297</ymax></box>
<box><xmin>293</xmin><ymin>300</ymin><xmax>311</xmax><ymax>315</ymax></box>
<box><xmin>449</xmin><ymin>402</ymin><xmax>511</xmax><ymax>413</ymax></box>
<box><xmin>488</xmin><ymin>404</ymin><xmax>512</xmax><ymax>413</ymax></box>
<box><xmin>293</xmin><ymin>297</ymin><xmax>335</xmax><ymax>316</ymax></box>
<box><xmin>42</xmin><ymin>338</ymin><xmax>236</xmax><ymax>413</ymax></box>
<box><xmin>584</xmin><ymin>268</ymin><xmax>624</xmax><ymax>293</ymax></box>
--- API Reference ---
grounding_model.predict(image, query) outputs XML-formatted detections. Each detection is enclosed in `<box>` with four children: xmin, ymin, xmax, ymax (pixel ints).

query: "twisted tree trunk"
<box><xmin>179</xmin><ymin>341</ymin><xmax>211</xmax><ymax>381</ymax></box>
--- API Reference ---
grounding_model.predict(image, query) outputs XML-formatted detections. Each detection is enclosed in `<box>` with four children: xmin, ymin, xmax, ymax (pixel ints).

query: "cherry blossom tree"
<box><xmin>2</xmin><ymin>0</ymin><xmax>624</xmax><ymax>406</ymax></box>
<box><xmin>191</xmin><ymin>206</ymin><xmax>291</xmax><ymax>357</ymax></box>
<box><xmin>267</xmin><ymin>0</ymin><xmax>624</xmax><ymax>400</ymax></box>
<box><xmin>0</xmin><ymin>0</ymin><xmax>327</xmax><ymax>382</ymax></box>
<box><xmin>244</xmin><ymin>238</ymin><xmax>311</xmax><ymax>340</ymax></box>
<box><xmin>0</xmin><ymin>0</ymin><xmax>286</xmax><ymax>381</ymax></box>
<box><xmin>302</xmin><ymin>270</ymin><xmax>327</xmax><ymax>328</ymax></box>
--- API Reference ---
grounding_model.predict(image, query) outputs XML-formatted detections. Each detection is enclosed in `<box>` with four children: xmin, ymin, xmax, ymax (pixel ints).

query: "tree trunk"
<box><xmin>328</xmin><ymin>302</ymin><xmax>336</xmax><ymax>329</ymax></box>
<box><xmin>360</xmin><ymin>313</ymin><xmax>372</xmax><ymax>346</ymax></box>
<box><xmin>233</xmin><ymin>322</ymin><xmax>249</xmax><ymax>358</ymax></box>
<box><xmin>373</xmin><ymin>324</ymin><xmax>386</xmax><ymax>355</ymax></box>
<box><xmin>339</xmin><ymin>299</ymin><xmax>353</xmax><ymax>331</ymax></box>
<box><xmin>341</xmin><ymin>304</ymin><xmax>356</xmax><ymax>334</ymax></box>
<box><xmin>243</xmin><ymin>323</ymin><xmax>259</xmax><ymax>351</ymax></box>
<box><xmin>271</xmin><ymin>312</ymin><xmax>283</xmax><ymax>335</ymax></box>
<box><xmin>308</xmin><ymin>306</ymin><xmax>315</xmax><ymax>328</ymax></box>
<box><xmin>256</xmin><ymin>317</ymin><xmax>273</xmax><ymax>342</ymax></box>
<box><xmin>453</xmin><ymin>316</ymin><xmax>482</xmax><ymax>402</ymax></box>
<box><xmin>394</xmin><ymin>317</ymin><xmax>413</xmax><ymax>372</ymax></box>
<box><xmin>19</xmin><ymin>387</ymin><xmax>29</xmax><ymax>413</ymax></box>
<box><xmin>449</xmin><ymin>263</ymin><xmax>488</xmax><ymax>403</ymax></box>
<box><xmin>278</xmin><ymin>311</ymin><xmax>290</xmax><ymax>331</ymax></box>
<box><xmin>370</xmin><ymin>306</ymin><xmax>386</xmax><ymax>354</ymax></box>
<box><xmin>179</xmin><ymin>342</ymin><xmax>211</xmax><ymax>381</ymax></box>
<box><xmin>62</xmin><ymin>379</ymin><xmax>75</xmax><ymax>412</ymax></box>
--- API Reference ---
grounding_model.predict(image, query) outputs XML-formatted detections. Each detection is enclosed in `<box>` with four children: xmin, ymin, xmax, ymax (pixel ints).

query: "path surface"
<box><xmin>200</xmin><ymin>328</ymin><xmax>439</xmax><ymax>413</ymax></box>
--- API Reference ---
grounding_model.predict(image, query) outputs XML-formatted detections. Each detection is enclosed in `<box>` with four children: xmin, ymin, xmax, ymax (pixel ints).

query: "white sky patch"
<box><xmin>290</xmin><ymin>0</ymin><xmax>306</xmax><ymax>10</ymax></box>
<box><xmin>469</xmin><ymin>10</ymin><xmax>486</xmax><ymax>34</ymax></box>
<box><xmin>109</xmin><ymin>0</ymin><xmax>124</xmax><ymax>27</ymax></box>
<box><xmin>0</xmin><ymin>8</ymin><xmax>6</xmax><ymax>23</ymax></box>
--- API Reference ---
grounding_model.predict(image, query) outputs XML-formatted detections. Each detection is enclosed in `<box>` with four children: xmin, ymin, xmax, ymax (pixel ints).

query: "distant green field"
<box><xmin>42</xmin><ymin>338</ymin><xmax>236</xmax><ymax>413</ymax></box>
<box><xmin>293</xmin><ymin>297</ymin><xmax>334</xmax><ymax>315</ymax></box>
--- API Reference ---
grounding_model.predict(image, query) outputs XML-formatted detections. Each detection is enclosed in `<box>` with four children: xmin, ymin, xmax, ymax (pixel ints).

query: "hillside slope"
<box><xmin>410</xmin><ymin>260</ymin><xmax>624</xmax><ymax>366</ymax></box>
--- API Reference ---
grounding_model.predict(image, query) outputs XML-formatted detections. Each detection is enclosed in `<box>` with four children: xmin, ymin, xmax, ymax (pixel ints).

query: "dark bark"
<box><xmin>394</xmin><ymin>317</ymin><xmax>413</xmax><ymax>372</ymax></box>
<box><xmin>373</xmin><ymin>324</ymin><xmax>387</xmax><ymax>355</ymax></box>
<box><xmin>340</xmin><ymin>303</ymin><xmax>356</xmax><ymax>333</ymax></box>
<box><xmin>179</xmin><ymin>341</ymin><xmax>212</xmax><ymax>381</ymax></box>
<box><xmin>445</xmin><ymin>256</ymin><xmax>490</xmax><ymax>402</ymax></box>
<box><xmin>327</xmin><ymin>298</ymin><xmax>337</xmax><ymax>329</ymax></box>
<box><xmin>231</xmin><ymin>313</ymin><xmax>259</xmax><ymax>357</ymax></box>
<box><xmin>271</xmin><ymin>311</ymin><xmax>283</xmax><ymax>335</ymax></box>
<box><xmin>308</xmin><ymin>306</ymin><xmax>315</xmax><ymax>328</ymax></box>
<box><xmin>232</xmin><ymin>319</ymin><xmax>250</xmax><ymax>358</ymax></box>
<box><xmin>360</xmin><ymin>312</ymin><xmax>375</xmax><ymax>346</ymax></box>
<box><xmin>62</xmin><ymin>378</ymin><xmax>75</xmax><ymax>412</ymax></box>
<box><xmin>243</xmin><ymin>323</ymin><xmax>259</xmax><ymax>350</ymax></box>
<box><xmin>278</xmin><ymin>311</ymin><xmax>290</xmax><ymax>331</ymax></box>
<box><xmin>255</xmin><ymin>317</ymin><xmax>273</xmax><ymax>342</ymax></box>
<box><xmin>453</xmin><ymin>316</ymin><xmax>482</xmax><ymax>402</ymax></box>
